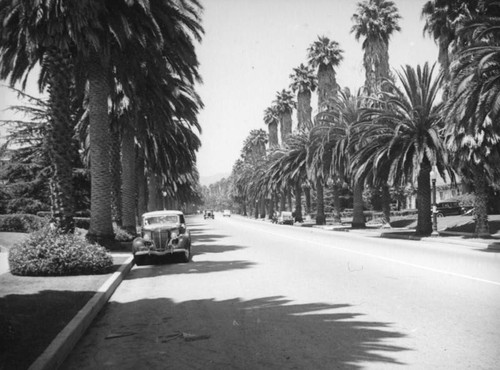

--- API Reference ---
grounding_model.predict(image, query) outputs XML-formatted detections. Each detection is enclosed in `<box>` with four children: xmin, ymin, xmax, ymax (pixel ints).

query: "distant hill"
<box><xmin>200</xmin><ymin>172</ymin><xmax>230</xmax><ymax>186</ymax></box>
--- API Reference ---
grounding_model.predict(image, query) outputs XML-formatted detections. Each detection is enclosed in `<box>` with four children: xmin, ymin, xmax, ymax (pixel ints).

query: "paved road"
<box><xmin>63</xmin><ymin>215</ymin><xmax>500</xmax><ymax>369</ymax></box>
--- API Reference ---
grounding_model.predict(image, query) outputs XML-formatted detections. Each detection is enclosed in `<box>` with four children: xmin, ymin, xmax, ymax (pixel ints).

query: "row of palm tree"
<box><xmin>0</xmin><ymin>0</ymin><xmax>205</xmax><ymax>242</ymax></box>
<box><xmin>225</xmin><ymin>0</ymin><xmax>500</xmax><ymax>237</ymax></box>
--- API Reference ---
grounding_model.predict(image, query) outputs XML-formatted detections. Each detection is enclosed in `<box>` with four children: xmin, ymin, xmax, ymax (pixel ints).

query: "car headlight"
<box><xmin>170</xmin><ymin>231</ymin><xmax>178</xmax><ymax>239</ymax></box>
<box><xmin>143</xmin><ymin>231</ymin><xmax>152</xmax><ymax>241</ymax></box>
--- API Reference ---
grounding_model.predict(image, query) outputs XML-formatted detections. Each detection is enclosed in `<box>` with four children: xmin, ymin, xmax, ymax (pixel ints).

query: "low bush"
<box><xmin>0</xmin><ymin>214</ymin><xmax>46</xmax><ymax>232</ymax></box>
<box><xmin>8</xmin><ymin>227</ymin><xmax>113</xmax><ymax>276</ymax></box>
<box><xmin>113</xmin><ymin>225</ymin><xmax>135</xmax><ymax>241</ymax></box>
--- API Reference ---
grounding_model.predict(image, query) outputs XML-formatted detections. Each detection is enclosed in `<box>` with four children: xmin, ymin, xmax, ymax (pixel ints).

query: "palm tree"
<box><xmin>0</xmin><ymin>0</ymin><xmax>204</xmax><ymax>242</ymax></box>
<box><xmin>351</xmin><ymin>0</ymin><xmax>401</xmax><ymax>95</ymax></box>
<box><xmin>444</xmin><ymin>13</ymin><xmax>500</xmax><ymax>236</ymax></box>
<box><xmin>351</xmin><ymin>0</ymin><xmax>401</xmax><ymax>227</ymax></box>
<box><xmin>274</xmin><ymin>89</ymin><xmax>296</xmax><ymax>145</ymax></box>
<box><xmin>268</xmin><ymin>131</ymin><xmax>309</xmax><ymax>223</ymax></box>
<box><xmin>263</xmin><ymin>106</ymin><xmax>280</xmax><ymax>149</ymax></box>
<box><xmin>290</xmin><ymin>64</ymin><xmax>317</xmax><ymax>129</ymax></box>
<box><xmin>421</xmin><ymin>0</ymin><xmax>481</xmax><ymax>81</ymax></box>
<box><xmin>312</xmin><ymin>88</ymin><xmax>364</xmax><ymax>226</ymax></box>
<box><xmin>307</xmin><ymin>36</ymin><xmax>344</xmax><ymax>111</ymax></box>
<box><xmin>354</xmin><ymin>63</ymin><xmax>450</xmax><ymax>236</ymax></box>
<box><xmin>306</xmin><ymin>36</ymin><xmax>344</xmax><ymax>225</ymax></box>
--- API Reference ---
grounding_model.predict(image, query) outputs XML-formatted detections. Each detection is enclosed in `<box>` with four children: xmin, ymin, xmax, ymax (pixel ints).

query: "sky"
<box><xmin>0</xmin><ymin>0</ymin><xmax>439</xmax><ymax>185</ymax></box>
<box><xmin>194</xmin><ymin>0</ymin><xmax>439</xmax><ymax>183</ymax></box>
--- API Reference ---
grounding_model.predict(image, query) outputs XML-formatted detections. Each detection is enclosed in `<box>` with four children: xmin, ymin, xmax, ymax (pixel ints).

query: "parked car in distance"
<box><xmin>204</xmin><ymin>210</ymin><xmax>214</xmax><ymax>219</ymax></box>
<box><xmin>223</xmin><ymin>209</ymin><xmax>231</xmax><ymax>217</ymax></box>
<box><xmin>434</xmin><ymin>202</ymin><xmax>462</xmax><ymax>217</ymax></box>
<box><xmin>341</xmin><ymin>208</ymin><xmax>354</xmax><ymax>218</ymax></box>
<box><xmin>132</xmin><ymin>210</ymin><xmax>191</xmax><ymax>265</ymax></box>
<box><xmin>278</xmin><ymin>211</ymin><xmax>294</xmax><ymax>225</ymax></box>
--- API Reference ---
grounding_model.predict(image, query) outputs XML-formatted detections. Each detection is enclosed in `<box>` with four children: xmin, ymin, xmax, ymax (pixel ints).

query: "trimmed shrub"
<box><xmin>8</xmin><ymin>227</ymin><xmax>113</xmax><ymax>276</ymax></box>
<box><xmin>113</xmin><ymin>225</ymin><xmax>135</xmax><ymax>241</ymax></box>
<box><xmin>0</xmin><ymin>214</ymin><xmax>46</xmax><ymax>232</ymax></box>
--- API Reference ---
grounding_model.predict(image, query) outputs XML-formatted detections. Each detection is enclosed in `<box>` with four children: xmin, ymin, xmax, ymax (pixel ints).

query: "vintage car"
<box><xmin>204</xmin><ymin>210</ymin><xmax>215</xmax><ymax>219</ymax></box>
<box><xmin>278</xmin><ymin>211</ymin><xmax>294</xmax><ymax>225</ymax></box>
<box><xmin>132</xmin><ymin>210</ymin><xmax>191</xmax><ymax>265</ymax></box>
<box><xmin>434</xmin><ymin>202</ymin><xmax>462</xmax><ymax>217</ymax></box>
<box><xmin>223</xmin><ymin>209</ymin><xmax>231</xmax><ymax>217</ymax></box>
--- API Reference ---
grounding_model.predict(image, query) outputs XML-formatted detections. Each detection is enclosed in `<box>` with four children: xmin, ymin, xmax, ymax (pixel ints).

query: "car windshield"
<box><xmin>144</xmin><ymin>215</ymin><xmax>179</xmax><ymax>225</ymax></box>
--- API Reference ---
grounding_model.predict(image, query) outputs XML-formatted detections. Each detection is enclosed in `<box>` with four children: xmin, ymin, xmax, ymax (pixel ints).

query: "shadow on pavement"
<box><xmin>0</xmin><ymin>289</ymin><xmax>96</xmax><ymax>370</ymax></box>
<box><xmin>191</xmin><ymin>232</ymin><xmax>229</xmax><ymax>244</ymax></box>
<box><xmin>193</xmin><ymin>243</ymin><xmax>245</xmax><ymax>255</ymax></box>
<box><xmin>63</xmin><ymin>295</ymin><xmax>411</xmax><ymax>369</ymax></box>
<box><xmin>126</xmin><ymin>257</ymin><xmax>255</xmax><ymax>279</ymax></box>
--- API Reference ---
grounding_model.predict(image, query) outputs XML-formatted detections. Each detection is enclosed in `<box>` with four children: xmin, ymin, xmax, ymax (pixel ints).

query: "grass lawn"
<box><xmin>0</xmin><ymin>232</ymin><xmax>130</xmax><ymax>370</ymax></box>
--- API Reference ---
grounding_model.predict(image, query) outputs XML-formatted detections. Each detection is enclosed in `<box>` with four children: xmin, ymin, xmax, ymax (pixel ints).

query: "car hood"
<box><xmin>143</xmin><ymin>223</ymin><xmax>179</xmax><ymax>231</ymax></box>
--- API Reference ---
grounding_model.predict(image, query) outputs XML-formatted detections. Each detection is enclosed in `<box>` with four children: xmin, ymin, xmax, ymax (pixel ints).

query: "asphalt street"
<box><xmin>62</xmin><ymin>214</ymin><xmax>500</xmax><ymax>369</ymax></box>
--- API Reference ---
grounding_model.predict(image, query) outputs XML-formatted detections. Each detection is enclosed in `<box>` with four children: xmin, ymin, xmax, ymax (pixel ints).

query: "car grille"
<box><xmin>152</xmin><ymin>230</ymin><xmax>170</xmax><ymax>250</ymax></box>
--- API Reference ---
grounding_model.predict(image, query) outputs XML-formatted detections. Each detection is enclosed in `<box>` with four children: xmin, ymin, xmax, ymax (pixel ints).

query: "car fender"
<box><xmin>132</xmin><ymin>237</ymin><xmax>145</xmax><ymax>252</ymax></box>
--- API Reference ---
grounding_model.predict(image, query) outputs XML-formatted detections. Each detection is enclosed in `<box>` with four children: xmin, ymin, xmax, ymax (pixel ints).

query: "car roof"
<box><xmin>142</xmin><ymin>210</ymin><xmax>183</xmax><ymax>217</ymax></box>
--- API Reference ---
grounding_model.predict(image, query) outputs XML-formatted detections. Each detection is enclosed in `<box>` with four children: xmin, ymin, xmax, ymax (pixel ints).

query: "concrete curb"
<box><xmin>28</xmin><ymin>255</ymin><xmax>135</xmax><ymax>370</ymax></box>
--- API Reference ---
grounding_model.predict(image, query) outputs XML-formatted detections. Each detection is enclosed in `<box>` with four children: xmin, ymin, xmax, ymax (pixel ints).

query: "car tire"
<box><xmin>134</xmin><ymin>255</ymin><xmax>145</xmax><ymax>266</ymax></box>
<box><xmin>437</xmin><ymin>212</ymin><xmax>444</xmax><ymax>218</ymax></box>
<box><xmin>181</xmin><ymin>249</ymin><xmax>190</xmax><ymax>263</ymax></box>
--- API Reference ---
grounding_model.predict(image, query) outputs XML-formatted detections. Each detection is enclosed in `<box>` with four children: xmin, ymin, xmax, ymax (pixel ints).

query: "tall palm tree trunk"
<box><xmin>381</xmin><ymin>184</ymin><xmax>391</xmax><ymax>226</ymax></box>
<box><xmin>316</xmin><ymin>181</ymin><xmax>326</xmax><ymax>225</ymax></box>
<box><xmin>110</xmin><ymin>128</ymin><xmax>122</xmax><ymax>226</ymax></box>
<box><xmin>121</xmin><ymin>128</ymin><xmax>137</xmax><ymax>235</ymax></box>
<box><xmin>280</xmin><ymin>192</ymin><xmax>286</xmax><ymax>212</ymax></box>
<box><xmin>304</xmin><ymin>185</ymin><xmax>311</xmax><ymax>215</ymax></box>
<box><xmin>352</xmin><ymin>181</ymin><xmax>366</xmax><ymax>229</ymax></box>
<box><xmin>268</xmin><ymin>122</ymin><xmax>279</xmax><ymax>148</ymax></box>
<box><xmin>87</xmin><ymin>56</ymin><xmax>114</xmax><ymax>243</ymax></box>
<box><xmin>416</xmin><ymin>160</ymin><xmax>432</xmax><ymax>236</ymax></box>
<box><xmin>147</xmin><ymin>174</ymin><xmax>159</xmax><ymax>212</ymax></box>
<box><xmin>269</xmin><ymin>193</ymin><xmax>275</xmax><ymax>219</ymax></box>
<box><xmin>297</xmin><ymin>90</ymin><xmax>313</xmax><ymax>129</ymax></box>
<box><xmin>45</xmin><ymin>49</ymin><xmax>75</xmax><ymax>233</ymax></box>
<box><xmin>281</xmin><ymin>114</ymin><xmax>293</xmax><ymax>144</ymax></box>
<box><xmin>472</xmin><ymin>167</ymin><xmax>490</xmax><ymax>237</ymax></box>
<box><xmin>332</xmin><ymin>182</ymin><xmax>342</xmax><ymax>224</ymax></box>
<box><xmin>294</xmin><ymin>183</ymin><xmax>303</xmax><ymax>222</ymax></box>
<box><xmin>287</xmin><ymin>190</ymin><xmax>292</xmax><ymax>211</ymax></box>
<box><xmin>242</xmin><ymin>194</ymin><xmax>247</xmax><ymax>216</ymax></box>
<box><xmin>136</xmin><ymin>155</ymin><xmax>147</xmax><ymax>220</ymax></box>
<box><xmin>259</xmin><ymin>197</ymin><xmax>266</xmax><ymax>218</ymax></box>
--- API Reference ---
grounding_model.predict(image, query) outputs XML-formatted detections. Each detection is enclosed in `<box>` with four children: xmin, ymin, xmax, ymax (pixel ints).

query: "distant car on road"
<box><xmin>204</xmin><ymin>210</ymin><xmax>214</xmax><ymax>219</ymax></box>
<box><xmin>132</xmin><ymin>210</ymin><xmax>191</xmax><ymax>265</ymax></box>
<box><xmin>223</xmin><ymin>209</ymin><xmax>231</xmax><ymax>217</ymax></box>
<box><xmin>434</xmin><ymin>202</ymin><xmax>462</xmax><ymax>217</ymax></box>
<box><xmin>278</xmin><ymin>211</ymin><xmax>294</xmax><ymax>225</ymax></box>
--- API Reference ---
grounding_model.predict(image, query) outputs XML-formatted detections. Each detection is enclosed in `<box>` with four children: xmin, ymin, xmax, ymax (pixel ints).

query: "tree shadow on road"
<box><xmin>126</xmin><ymin>257</ymin><xmax>255</xmax><ymax>279</ymax></box>
<box><xmin>64</xmin><ymin>295</ymin><xmax>411</xmax><ymax>369</ymax></box>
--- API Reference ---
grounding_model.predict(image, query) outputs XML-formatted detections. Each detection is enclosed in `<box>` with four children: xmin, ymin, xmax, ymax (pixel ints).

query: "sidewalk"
<box><xmin>310</xmin><ymin>223</ymin><xmax>500</xmax><ymax>250</ymax></box>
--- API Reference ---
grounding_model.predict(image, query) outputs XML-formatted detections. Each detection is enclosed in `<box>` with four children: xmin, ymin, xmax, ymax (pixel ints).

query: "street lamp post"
<box><xmin>430</xmin><ymin>167</ymin><xmax>438</xmax><ymax>237</ymax></box>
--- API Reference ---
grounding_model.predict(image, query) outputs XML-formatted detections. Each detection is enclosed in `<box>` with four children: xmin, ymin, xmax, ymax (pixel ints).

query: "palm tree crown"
<box><xmin>351</xmin><ymin>0</ymin><xmax>401</xmax><ymax>48</ymax></box>
<box><xmin>307</xmin><ymin>37</ymin><xmax>344</xmax><ymax>70</ymax></box>
<box><xmin>290</xmin><ymin>64</ymin><xmax>317</xmax><ymax>94</ymax></box>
